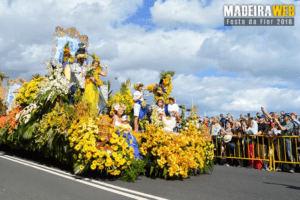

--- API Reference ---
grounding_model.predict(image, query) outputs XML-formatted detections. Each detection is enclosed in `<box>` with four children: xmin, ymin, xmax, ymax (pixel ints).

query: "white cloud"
<box><xmin>1</xmin><ymin>0</ymin><xmax>300</xmax><ymax>116</ymax></box>
<box><xmin>171</xmin><ymin>74</ymin><xmax>300</xmax><ymax>117</ymax></box>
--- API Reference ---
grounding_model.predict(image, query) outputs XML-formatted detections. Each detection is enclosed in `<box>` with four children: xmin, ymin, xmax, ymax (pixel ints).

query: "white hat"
<box><xmin>223</xmin><ymin>135</ymin><xmax>232</xmax><ymax>143</ymax></box>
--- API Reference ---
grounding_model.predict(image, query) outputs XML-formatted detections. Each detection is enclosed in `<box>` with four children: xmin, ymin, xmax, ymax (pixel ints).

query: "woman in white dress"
<box><xmin>112</xmin><ymin>106</ymin><xmax>143</xmax><ymax>160</ymax></box>
<box><xmin>112</xmin><ymin>106</ymin><xmax>124</xmax><ymax>128</ymax></box>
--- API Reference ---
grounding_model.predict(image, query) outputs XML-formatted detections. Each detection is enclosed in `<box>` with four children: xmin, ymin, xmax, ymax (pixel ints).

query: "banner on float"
<box><xmin>100</xmin><ymin>85</ymin><xmax>108</xmax><ymax>103</ymax></box>
<box><xmin>52</xmin><ymin>27</ymin><xmax>89</xmax><ymax>63</ymax></box>
<box><xmin>55</xmin><ymin>37</ymin><xmax>80</xmax><ymax>62</ymax></box>
<box><xmin>6</xmin><ymin>84</ymin><xmax>22</xmax><ymax>106</ymax></box>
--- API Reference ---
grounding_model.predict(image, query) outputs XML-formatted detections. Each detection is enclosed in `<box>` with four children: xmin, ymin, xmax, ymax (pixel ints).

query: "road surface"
<box><xmin>0</xmin><ymin>150</ymin><xmax>299</xmax><ymax>200</ymax></box>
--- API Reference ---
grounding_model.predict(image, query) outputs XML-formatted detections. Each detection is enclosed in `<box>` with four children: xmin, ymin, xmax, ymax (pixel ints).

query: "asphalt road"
<box><xmin>0</xmin><ymin>150</ymin><xmax>300</xmax><ymax>200</ymax></box>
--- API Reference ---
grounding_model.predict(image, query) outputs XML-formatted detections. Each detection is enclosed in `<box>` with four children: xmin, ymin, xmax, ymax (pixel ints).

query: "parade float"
<box><xmin>0</xmin><ymin>27</ymin><xmax>214</xmax><ymax>182</ymax></box>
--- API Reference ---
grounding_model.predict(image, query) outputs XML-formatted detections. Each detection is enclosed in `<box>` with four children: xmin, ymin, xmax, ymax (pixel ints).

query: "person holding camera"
<box><xmin>274</xmin><ymin>114</ymin><xmax>294</xmax><ymax>173</ymax></box>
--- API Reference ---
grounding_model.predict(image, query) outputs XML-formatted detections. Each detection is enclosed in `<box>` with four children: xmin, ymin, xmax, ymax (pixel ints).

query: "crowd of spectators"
<box><xmin>197</xmin><ymin>108</ymin><xmax>300</xmax><ymax>173</ymax></box>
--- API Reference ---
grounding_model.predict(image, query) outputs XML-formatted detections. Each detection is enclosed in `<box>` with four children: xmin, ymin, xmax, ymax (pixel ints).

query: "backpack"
<box><xmin>282</xmin><ymin>164</ymin><xmax>290</xmax><ymax>172</ymax></box>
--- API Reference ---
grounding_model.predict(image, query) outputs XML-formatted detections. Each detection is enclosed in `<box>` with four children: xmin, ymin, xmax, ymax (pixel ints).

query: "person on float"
<box><xmin>168</xmin><ymin>96</ymin><xmax>181</xmax><ymax>122</ymax></box>
<box><xmin>112</xmin><ymin>104</ymin><xmax>143</xmax><ymax>160</ymax></box>
<box><xmin>133</xmin><ymin>82</ymin><xmax>147</xmax><ymax>132</ymax></box>
<box><xmin>68</xmin><ymin>51</ymin><xmax>87</xmax><ymax>105</ymax></box>
<box><xmin>167</xmin><ymin>96</ymin><xmax>181</xmax><ymax>132</ymax></box>
<box><xmin>154</xmin><ymin>79</ymin><xmax>169</xmax><ymax>116</ymax></box>
<box><xmin>82</xmin><ymin>53</ymin><xmax>108</xmax><ymax>113</ymax></box>
<box><xmin>156</xmin><ymin>98</ymin><xmax>177</xmax><ymax>134</ymax></box>
<box><xmin>62</xmin><ymin>42</ymin><xmax>73</xmax><ymax>78</ymax></box>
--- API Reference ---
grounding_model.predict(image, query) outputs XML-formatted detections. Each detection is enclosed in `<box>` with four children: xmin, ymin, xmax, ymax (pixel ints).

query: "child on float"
<box><xmin>133</xmin><ymin>82</ymin><xmax>147</xmax><ymax>132</ymax></box>
<box><xmin>154</xmin><ymin>79</ymin><xmax>169</xmax><ymax>116</ymax></box>
<box><xmin>156</xmin><ymin>98</ymin><xmax>180</xmax><ymax>135</ymax></box>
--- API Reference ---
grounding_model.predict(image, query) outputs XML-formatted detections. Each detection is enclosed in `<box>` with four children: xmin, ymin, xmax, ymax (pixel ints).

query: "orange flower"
<box><xmin>0</xmin><ymin>106</ymin><xmax>22</xmax><ymax>131</ymax></box>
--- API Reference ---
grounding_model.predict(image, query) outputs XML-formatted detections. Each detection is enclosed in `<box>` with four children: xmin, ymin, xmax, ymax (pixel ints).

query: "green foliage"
<box><xmin>0</xmin><ymin>99</ymin><xmax>5</xmax><ymax>117</ymax></box>
<box><xmin>120</xmin><ymin>159</ymin><xmax>146</xmax><ymax>182</ymax></box>
<box><xmin>120</xmin><ymin>78</ymin><xmax>131</xmax><ymax>94</ymax></box>
<box><xmin>159</xmin><ymin>70</ymin><xmax>175</xmax><ymax>80</ymax></box>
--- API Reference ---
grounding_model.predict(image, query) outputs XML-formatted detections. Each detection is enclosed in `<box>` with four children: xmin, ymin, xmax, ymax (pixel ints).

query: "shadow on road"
<box><xmin>264</xmin><ymin>182</ymin><xmax>300</xmax><ymax>190</ymax></box>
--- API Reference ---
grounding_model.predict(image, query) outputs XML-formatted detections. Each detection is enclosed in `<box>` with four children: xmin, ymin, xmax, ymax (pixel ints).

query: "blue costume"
<box><xmin>135</xmin><ymin>100</ymin><xmax>148</xmax><ymax>119</ymax></box>
<box><xmin>117</xmin><ymin>132</ymin><xmax>143</xmax><ymax>160</ymax></box>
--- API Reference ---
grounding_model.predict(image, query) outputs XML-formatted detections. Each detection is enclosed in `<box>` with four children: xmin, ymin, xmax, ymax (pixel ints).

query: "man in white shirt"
<box><xmin>133</xmin><ymin>82</ymin><xmax>144</xmax><ymax>132</ymax></box>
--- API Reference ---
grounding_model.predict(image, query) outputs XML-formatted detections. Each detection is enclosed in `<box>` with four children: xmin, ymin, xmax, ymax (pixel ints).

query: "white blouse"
<box><xmin>168</xmin><ymin>104</ymin><xmax>179</xmax><ymax>113</ymax></box>
<box><xmin>157</xmin><ymin>107</ymin><xmax>165</xmax><ymax>115</ymax></box>
<box><xmin>133</xmin><ymin>91</ymin><xmax>143</xmax><ymax>101</ymax></box>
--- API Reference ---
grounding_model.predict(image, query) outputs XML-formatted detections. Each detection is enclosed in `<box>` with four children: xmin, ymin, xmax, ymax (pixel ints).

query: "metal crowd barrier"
<box><xmin>212</xmin><ymin>135</ymin><xmax>300</xmax><ymax>172</ymax></box>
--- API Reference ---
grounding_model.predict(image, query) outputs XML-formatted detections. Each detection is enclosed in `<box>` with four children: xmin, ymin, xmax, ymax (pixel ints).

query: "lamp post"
<box><xmin>192</xmin><ymin>96</ymin><xmax>194</xmax><ymax>107</ymax></box>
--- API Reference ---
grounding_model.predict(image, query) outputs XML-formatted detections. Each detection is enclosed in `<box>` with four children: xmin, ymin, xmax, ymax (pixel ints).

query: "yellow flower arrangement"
<box><xmin>14</xmin><ymin>77</ymin><xmax>43</xmax><ymax>106</ymax></box>
<box><xmin>77</xmin><ymin>53</ymin><xmax>88</xmax><ymax>59</ymax></box>
<box><xmin>108</xmin><ymin>89</ymin><xmax>134</xmax><ymax>115</ymax></box>
<box><xmin>68</xmin><ymin>115</ymin><xmax>136</xmax><ymax>176</ymax></box>
<box><xmin>147</xmin><ymin>84</ymin><xmax>156</xmax><ymax>92</ymax></box>
<box><xmin>147</xmin><ymin>72</ymin><xmax>174</xmax><ymax>104</ymax></box>
<box><xmin>140</xmin><ymin>121</ymin><xmax>214</xmax><ymax>179</ymax></box>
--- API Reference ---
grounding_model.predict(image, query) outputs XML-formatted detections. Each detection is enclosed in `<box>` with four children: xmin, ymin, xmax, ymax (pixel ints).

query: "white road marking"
<box><xmin>0</xmin><ymin>155</ymin><xmax>167</xmax><ymax>200</ymax></box>
<box><xmin>0</xmin><ymin>154</ymin><xmax>168</xmax><ymax>200</ymax></box>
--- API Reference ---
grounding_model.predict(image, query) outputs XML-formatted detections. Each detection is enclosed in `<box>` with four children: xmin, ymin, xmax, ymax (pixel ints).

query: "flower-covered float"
<box><xmin>0</xmin><ymin>27</ymin><xmax>214</xmax><ymax>182</ymax></box>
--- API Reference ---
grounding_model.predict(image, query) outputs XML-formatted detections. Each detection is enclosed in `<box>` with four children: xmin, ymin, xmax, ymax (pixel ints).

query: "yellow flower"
<box><xmin>113</xmin><ymin>146</ymin><xmax>118</xmax><ymax>151</ymax></box>
<box><xmin>79</xmin><ymin>165</ymin><xmax>84</xmax><ymax>170</ymax></box>
<box><xmin>112</xmin><ymin>152</ymin><xmax>118</xmax><ymax>158</ymax></box>
<box><xmin>98</xmin><ymin>165</ymin><xmax>104</xmax><ymax>170</ymax></box>
<box><xmin>126</xmin><ymin>161</ymin><xmax>131</xmax><ymax>166</ymax></box>
<box><xmin>91</xmin><ymin>164</ymin><xmax>97</xmax><ymax>170</ymax></box>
